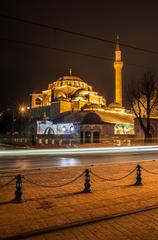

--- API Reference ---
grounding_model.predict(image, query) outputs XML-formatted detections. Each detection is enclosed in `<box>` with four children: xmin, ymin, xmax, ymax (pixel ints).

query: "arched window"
<box><xmin>35</xmin><ymin>97</ymin><xmax>43</xmax><ymax>105</ymax></box>
<box><xmin>44</xmin><ymin>127</ymin><xmax>54</xmax><ymax>135</ymax></box>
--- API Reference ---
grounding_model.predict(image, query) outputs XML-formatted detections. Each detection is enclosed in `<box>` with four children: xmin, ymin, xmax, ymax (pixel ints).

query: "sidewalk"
<box><xmin>1</xmin><ymin>160</ymin><xmax>158</xmax><ymax>239</ymax></box>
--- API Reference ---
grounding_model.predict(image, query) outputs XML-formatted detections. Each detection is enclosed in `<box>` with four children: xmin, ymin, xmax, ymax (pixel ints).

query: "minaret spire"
<box><xmin>69</xmin><ymin>68</ymin><xmax>72</xmax><ymax>76</ymax></box>
<box><xmin>116</xmin><ymin>33</ymin><xmax>120</xmax><ymax>51</ymax></box>
<box><xmin>113</xmin><ymin>34</ymin><xmax>123</xmax><ymax>107</ymax></box>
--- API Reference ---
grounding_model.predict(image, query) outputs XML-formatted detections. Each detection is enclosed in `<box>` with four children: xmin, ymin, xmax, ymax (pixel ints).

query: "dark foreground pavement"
<box><xmin>1</xmin><ymin>160</ymin><xmax>158</xmax><ymax>239</ymax></box>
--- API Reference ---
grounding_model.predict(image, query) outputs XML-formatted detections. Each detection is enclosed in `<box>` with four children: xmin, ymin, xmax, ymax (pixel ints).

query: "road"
<box><xmin>0</xmin><ymin>146</ymin><xmax>158</xmax><ymax>170</ymax></box>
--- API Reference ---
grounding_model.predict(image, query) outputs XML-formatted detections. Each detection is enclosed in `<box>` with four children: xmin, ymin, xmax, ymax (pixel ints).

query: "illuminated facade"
<box><xmin>31</xmin><ymin>68</ymin><xmax>106</xmax><ymax>118</ymax></box>
<box><xmin>114</xmin><ymin>35</ymin><xmax>123</xmax><ymax>107</ymax></box>
<box><xmin>28</xmin><ymin>36</ymin><xmax>134</xmax><ymax>143</ymax></box>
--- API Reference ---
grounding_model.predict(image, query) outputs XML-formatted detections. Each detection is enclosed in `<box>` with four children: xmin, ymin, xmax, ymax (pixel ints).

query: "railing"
<box><xmin>3</xmin><ymin>134</ymin><xmax>158</xmax><ymax>147</ymax></box>
<box><xmin>1</xmin><ymin>164</ymin><xmax>157</xmax><ymax>203</ymax></box>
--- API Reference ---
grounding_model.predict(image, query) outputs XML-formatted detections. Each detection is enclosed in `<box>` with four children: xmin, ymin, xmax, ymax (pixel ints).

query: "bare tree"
<box><xmin>127</xmin><ymin>71</ymin><xmax>158</xmax><ymax>140</ymax></box>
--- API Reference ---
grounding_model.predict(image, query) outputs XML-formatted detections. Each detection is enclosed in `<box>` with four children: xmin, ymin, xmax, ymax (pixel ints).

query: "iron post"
<box><xmin>83</xmin><ymin>169</ymin><xmax>91</xmax><ymax>193</ymax></box>
<box><xmin>135</xmin><ymin>164</ymin><xmax>142</xmax><ymax>185</ymax></box>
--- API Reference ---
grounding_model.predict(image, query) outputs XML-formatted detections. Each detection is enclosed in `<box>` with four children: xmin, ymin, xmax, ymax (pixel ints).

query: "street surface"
<box><xmin>1</xmin><ymin>160</ymin><xmax>158</xmax><ymax>239</ymax></box>
<box><xmin>0</xmin><ymin>145</ymin><xmax>158</xmax><ymax>170</ymax></box>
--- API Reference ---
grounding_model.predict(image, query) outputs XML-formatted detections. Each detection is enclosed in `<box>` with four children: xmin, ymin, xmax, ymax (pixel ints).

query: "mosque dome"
<box><xmin>31</xmin><ymin>68</ymin><xmax>106</xmax><ymax>110</ymax></box>
<box><xmin>58</xmin><ymin>75</ymin><xmax>83</xmax><ymax>82</ymax></box>
<box><xmin>50</xmin><ymin>69</ymin><xmax>86</xmax><ymax>90</ymax></box>
<box><xmin>50</xmin><ymin>69</ymin><xmax>93</xmax><ymax>99</ymax></box>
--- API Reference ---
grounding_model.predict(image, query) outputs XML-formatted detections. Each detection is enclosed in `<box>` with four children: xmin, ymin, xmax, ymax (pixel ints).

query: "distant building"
<box><xmin>27</xmin><ymin>36</ymin><xmax>134</xmax><ymax>144</ymax></box>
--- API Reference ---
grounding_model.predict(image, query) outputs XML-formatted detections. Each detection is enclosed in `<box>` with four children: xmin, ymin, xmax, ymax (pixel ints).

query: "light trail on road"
<box><xmin>0</xmin><ymin>145</ymin><xmax>158</xmax><ymax>156</ymax></box>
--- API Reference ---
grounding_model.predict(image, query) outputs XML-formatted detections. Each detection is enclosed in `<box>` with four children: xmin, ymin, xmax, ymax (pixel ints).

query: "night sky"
<box><xmin>1</xmin><ymin>0</ymin><xmax>158</xmax><ymax>110</ymax></box>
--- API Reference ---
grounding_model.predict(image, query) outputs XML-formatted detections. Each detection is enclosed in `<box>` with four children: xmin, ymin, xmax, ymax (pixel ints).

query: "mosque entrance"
<box><xmin>93</xmin><ymin>131</ymin><xmax>100</xmax><ymax>143</ymax></box>
<box><xmin>85</xmin><ymin>131</ymin><xmax>91</xmax><ymax>143</ymax></box>
<box><xmin>80</xmin><ymin>131</ymin><xmax>100</xmax><ymax>143</ymax></box>
<box><xmin>80</xmin><ymin>132</ymin><xmax>84</xmax><ymax>143</ymax></box>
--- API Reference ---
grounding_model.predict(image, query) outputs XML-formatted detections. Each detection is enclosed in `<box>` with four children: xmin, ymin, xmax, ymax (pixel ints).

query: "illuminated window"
<box><xmin>114</xmin><ymin>124</ymin><xmax>134</xmax><ymax>135</ymax></box>
<box><xmin>62</xmin><ymin>126</ymin><xmax>66</xmax><ymax>132</ymax></box>
<box><xmin>35</xmin><ymin>97</ymin><xmax>43</xmax><ymax>105</ymax></box>
<box><xmin>70</xmin><ymin>126</ymin><xmax>74</xmax><ymax>132</ymax></box>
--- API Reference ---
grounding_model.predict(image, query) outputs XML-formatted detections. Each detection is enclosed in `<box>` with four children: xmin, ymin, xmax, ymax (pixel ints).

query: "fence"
<box><xmin>0</xmin><ymin>164</ymin><xmax>158</xmax><ymax>203</ymax></box>
<box><xmin>0</xmin><ymin>135</ymin><xmax>78</xmax><ymax>146</ymax></box>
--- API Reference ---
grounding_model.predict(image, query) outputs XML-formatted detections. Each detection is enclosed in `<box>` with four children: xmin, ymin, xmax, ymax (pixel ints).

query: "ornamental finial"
<box><xmin>116</xmin><ymin>33</ymin><xmax>120</xmax><ymax>51</ymax></box>
<box><xmin>69</xmin><ymin>68</ymin><xmax>72</xmax><ymax>76</ymax></box>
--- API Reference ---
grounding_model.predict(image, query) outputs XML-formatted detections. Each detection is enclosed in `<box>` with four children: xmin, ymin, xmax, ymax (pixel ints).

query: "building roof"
<box><xmin>53</xmin><ymin>110</ymin><xmax>134</xmax><ymax>125</ymax></box>
<box><xmin>96</xmin><ymin>110</ymin><xmax>134</xmax><ymax>124</ymax></box>
<box><xmin>53</xmin><ymin>111</ymin><xmax>87</xmax><ymax>124</ymax></box>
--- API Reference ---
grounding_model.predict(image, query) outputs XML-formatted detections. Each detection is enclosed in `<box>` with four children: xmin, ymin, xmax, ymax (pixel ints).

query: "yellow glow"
<box><xmin>114</xmin><ymin>124</ymin><xmax>134</xmax><ymax>135</ymax></box>
<box><xmin>19</xmin><ymin>106</ymin><xmax>26</xmax><ymax>113</ymax></box>
<box><xmin>31</xmin><ymin>72</ymin><xmax>106</xmax><ymax>110</ymax></box>
<box><xmin>113</xmin><ymin>35</ymin><xmax>123</xmax><ymax>107</ymax></box>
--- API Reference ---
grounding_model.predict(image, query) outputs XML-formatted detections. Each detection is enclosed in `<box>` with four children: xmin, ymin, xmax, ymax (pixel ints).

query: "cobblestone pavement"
<box><xmin>28</xmin><ymin>207</ymin><xmax>158</xmax><ymax>240</ymax></box>
<box><xmin>1</xmin><ymin>160</ymin><xmax>158</xmax><ymax>239</ymax></box>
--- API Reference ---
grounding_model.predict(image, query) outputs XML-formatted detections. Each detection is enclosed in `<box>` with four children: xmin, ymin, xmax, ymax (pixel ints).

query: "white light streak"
<box><xmin>0</xmin><ymin>145</ymin><xmax>158</xmax><ymax>156</ymax></box>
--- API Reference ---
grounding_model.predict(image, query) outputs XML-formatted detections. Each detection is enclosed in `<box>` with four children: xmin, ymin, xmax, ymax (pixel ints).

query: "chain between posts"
<box><xmin>0</xmin><ymin>177</ymin><xmax>16</xmax><ymax>189</ymax></box>
<box><xmin>140</xmin><ymin>166</ymin><xmax>158</xmax><ymax>175</ymax></box>
<box><xmin>2</xmin><ymin>164</ymin><xmax>158</xmax><ymax>204</ymax></box>
<box><xmin>90</xmin><ymin>167</ymin><xmax>137</xmax><ymax>182</ymax></box>
<box><xmin>24</xmin><ymin>171</ymin><xmax>85</xmax><ymax>188</ymax></box>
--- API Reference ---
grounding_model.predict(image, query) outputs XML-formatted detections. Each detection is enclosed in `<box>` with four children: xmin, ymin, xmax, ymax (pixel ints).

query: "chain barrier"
<box><xmin>90</xmin><ymin>167</ymin><xmax>137</xmax><ymax>182</ymax></box>
<box><xmin>24</xmin><ymin>171</ymin><xmax>85</xmax><ymax>188</ymax></box>
<box><xmin>0</xmin><ymin>174</ymin><xmax>15</xmax><ymax>178</ymax></box>
<box><xmin>2</xmin><ymin>164</ymin><xmax>158</xmax><ymax>204</ymax></box>
<box><xmin>140</xmin><ymin>166</ymin><xmax>158</xmax><ymax>175</ymax></box>
<box><xmin>0</xmin><ymin>177</ymin><xmax>15</xmax><ymax>189</ymax></box>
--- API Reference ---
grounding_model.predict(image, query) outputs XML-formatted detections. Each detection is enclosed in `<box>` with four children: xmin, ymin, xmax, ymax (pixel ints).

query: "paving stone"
<box><xmin>1</xmin><ymin>161</ymin><xmax>158</xmax><ymax>239</ymax></box>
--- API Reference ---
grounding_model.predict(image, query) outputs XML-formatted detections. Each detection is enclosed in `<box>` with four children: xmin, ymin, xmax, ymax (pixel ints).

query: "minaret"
<box><xmin>113</xmin><ymin>34</ymin><xmax>123</xmax><ymax>107</ymax></box>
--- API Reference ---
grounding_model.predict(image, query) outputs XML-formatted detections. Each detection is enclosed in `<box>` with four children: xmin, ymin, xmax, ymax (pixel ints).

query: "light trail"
<box><xmin>0</xmin><ymin>145</ymin><xmax>158</xmax><ymax>156</ymax></box>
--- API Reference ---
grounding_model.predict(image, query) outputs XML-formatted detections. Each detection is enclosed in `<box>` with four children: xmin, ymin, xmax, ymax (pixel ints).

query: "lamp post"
<box><xmin>12</xmin><ymin>111</ymin><xmax>16</xmax><ymax>135</ymax></box>
<box><xmin>11</xmin><ymin>105</ymin><xmax>29</xmax><ymax>136</ymax></box>
<box><xmin>19</xmin><ymin>105</ymin><xmax>27</xmax><ymax>135</ymax></box>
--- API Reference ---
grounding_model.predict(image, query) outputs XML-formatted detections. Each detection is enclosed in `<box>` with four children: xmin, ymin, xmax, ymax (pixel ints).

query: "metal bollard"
<box><xmin>135</xmin><ymin>164</ymin><xmax>143</xmax><ymax>185</ymax></box>
<box><xmin>83</xmin><ymin>169</ymin><xmax>91</xmax><ymax>193</ymax></box>
<box><xmin>14</xmin><ymin>174</ymin><xmax>24</xmax><ymax>203</ymax></box>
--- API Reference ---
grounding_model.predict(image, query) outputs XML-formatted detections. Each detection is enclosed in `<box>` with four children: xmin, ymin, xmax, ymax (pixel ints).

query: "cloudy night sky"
<box><xmin>1</xmin><ymin>0</ymin><xmax>158</xmax><ymax>109</ymax></box>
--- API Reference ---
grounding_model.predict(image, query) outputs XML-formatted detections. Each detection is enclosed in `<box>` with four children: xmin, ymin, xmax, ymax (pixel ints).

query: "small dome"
<box><xmin>56</xmin><ymin>91</ymin><xmax>66</xmax><ymax>98</ymax></box>
<box><xmin>82</xmin><ymin>103</ymin><xmax>102</xmax><ymax>110</ymax></box>
<box><xmin>74</xmin><ymin>89</ymin><xmax>89</xmax><ymax>97</ymax></box>
<box><xmin>108</xmin><ymin>102</ymin><xmax>122</xmax><ymax>108</ymax></box>
<box><xmin>72</xmin><ymin>96</ymin><xmax>87</xmax><ymax>101</ymax></box>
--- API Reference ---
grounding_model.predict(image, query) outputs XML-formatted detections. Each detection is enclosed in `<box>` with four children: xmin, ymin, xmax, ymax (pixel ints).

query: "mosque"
<box><xmin>28</xmin><ymin>36</ymin><xmax>134</xmax><ymax>144</ymax></box>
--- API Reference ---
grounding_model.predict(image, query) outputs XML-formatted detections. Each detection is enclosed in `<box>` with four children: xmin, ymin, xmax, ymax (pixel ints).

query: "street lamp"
<box><xmin>12</xmin><ymin>111</ymin><xmax>16</xmax><ymax>135</ymax></box>
<box><xmin>19</xmin><ymin>106</ymin><xmax>26</xmax><ymax>113</ymax></box>
<box><xmin>11</xmin><ymin>105</ymin><xmax>29</xmax><ymax>135</ymax></box>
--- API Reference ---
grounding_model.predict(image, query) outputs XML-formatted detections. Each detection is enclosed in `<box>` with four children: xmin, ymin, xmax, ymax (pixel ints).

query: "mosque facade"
<box><xmin>28</xmin><ymin>36</ymin><xmax>134</xmax><ymax>144</ymax></box>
